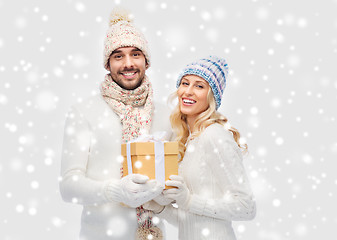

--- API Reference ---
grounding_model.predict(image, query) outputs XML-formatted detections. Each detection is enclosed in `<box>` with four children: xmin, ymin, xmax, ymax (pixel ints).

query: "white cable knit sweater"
<box><xmin>59</xmin><ymin>95</ymin><xmax>172</xmax><ymax>240</ymax></box>
<box><xmin>158</xmin><ymin>123</ymin><xmax>256</xmax><ymax>240</ymax></box>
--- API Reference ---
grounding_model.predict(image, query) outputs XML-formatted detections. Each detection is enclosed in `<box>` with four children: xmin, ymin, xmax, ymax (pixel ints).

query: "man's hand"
<box><xmin>105</xmin><ymin>174</ymin><xmax>164</xmax><ymax>208</ymax></box>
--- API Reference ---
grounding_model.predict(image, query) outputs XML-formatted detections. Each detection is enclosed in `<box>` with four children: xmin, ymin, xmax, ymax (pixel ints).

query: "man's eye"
<box><xmin>114</xmin><ymin>55</ymin><xmax>122</xmax><ymax>59</ymax></box>
<box><xmin>133</xmin><ymin>53</ymin><xmax>141</xmax><ymax>57</ymax></box>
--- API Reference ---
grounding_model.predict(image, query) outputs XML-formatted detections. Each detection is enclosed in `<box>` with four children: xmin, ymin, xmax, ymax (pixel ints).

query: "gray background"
<box><xmin>1</xmin><ymin>0</ymin><xmax>337</xmax><ymax>239</ymax></box>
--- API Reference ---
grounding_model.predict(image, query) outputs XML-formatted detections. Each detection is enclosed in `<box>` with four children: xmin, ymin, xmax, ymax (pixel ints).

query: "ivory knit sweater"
<box><xmin>158</xmin><ymin>123</ymin><xmax>256</xmax><ymax>240</ymax></box>
<box><xmin>59</xmin><ymin>95</ymin><xmax>172</xmax><ymax>240</ymax></box>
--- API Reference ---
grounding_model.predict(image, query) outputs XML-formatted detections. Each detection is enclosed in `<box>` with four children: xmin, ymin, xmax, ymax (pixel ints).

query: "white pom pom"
<box><xmin>109</xmin><ymin>7</ymin><xmax>133</xmax><ymax>26</ymax></box>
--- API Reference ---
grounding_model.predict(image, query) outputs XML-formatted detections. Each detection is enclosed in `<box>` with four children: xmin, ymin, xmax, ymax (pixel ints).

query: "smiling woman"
<box><xmin>170</xmin><ymin>56</ymin><xmax>248</xmax><ymax>159</ymax></box>
<box><xmin>143</xmin><ymin>56</ymin><xmax>255</xmax><ymax>240</ymax></box>
<box><xmin>177</xmin><ymin>75</ymin><xmax>210</xmax><ymax>130</ymax></box>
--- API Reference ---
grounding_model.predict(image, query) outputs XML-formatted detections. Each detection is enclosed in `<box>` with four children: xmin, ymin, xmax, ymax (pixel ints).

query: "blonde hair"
<box><xmin>170</xmin><ymin>88</ymin><xmax>248</xmax><ymax>161</ymax></box>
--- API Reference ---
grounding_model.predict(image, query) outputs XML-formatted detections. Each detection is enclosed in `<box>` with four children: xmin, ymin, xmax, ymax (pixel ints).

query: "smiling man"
<box><xmin>59</xmin><ymin>8</ymin><xmax>171</xmax><ymax>240</ymax></box>
<box><xmin>108</xmin><ymin>47</ymin><xmax>147</xmax><ymax>90</ymax></box>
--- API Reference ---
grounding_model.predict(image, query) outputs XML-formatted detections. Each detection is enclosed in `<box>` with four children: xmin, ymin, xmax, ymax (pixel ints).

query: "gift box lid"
<box><xmin>121</xmin><ymin>141</ymin><xmax>178</xmax><ymax>156</ymax></box>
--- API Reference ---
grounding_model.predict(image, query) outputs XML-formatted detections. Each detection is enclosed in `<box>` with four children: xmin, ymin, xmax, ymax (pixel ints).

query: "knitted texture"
<box><xmin>60</xmin><ymin>95</ymin><xmax>172</xmax><ymax>239</ymax></box>
<box><xmin>176</xmin><ymin>56</ymin><xmax>229</xmax><ymax>109</ymax></box>
<box><xmin>100</xmin><ymin>74</ymin><xmax>153</xmax><ymax>143</ymax></box>
<box><xmin>103</xmin><ymin>8</ymin><xmax>150</xmax><ymax>70</ymax></box>
<box><xmin>101</xmin><ymin>74</ymin><xmax>162</xmax><ymax>239</ymax></box>
<box><xmin>158</xmin><ymin>123</ymin><xmax>256</xmax><ymax>239</ymax></box>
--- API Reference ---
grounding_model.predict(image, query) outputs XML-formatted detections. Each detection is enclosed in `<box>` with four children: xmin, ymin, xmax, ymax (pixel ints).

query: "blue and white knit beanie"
<box><xmin>176</xmin><ymin>56</ymin><xmax>229</xmax><ymax>109</ymax></box>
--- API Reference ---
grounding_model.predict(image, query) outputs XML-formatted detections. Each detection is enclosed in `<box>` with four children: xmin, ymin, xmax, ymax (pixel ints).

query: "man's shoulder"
<box><xmin>67</xmin><ymin>95</ymin><xmax>121</xmax><ymax>127</ymax></box>
<box><xmin>69</xmin><ymin>95</ymin><xmax>110</xmax><ymax>117</ymax></box>
<box><xmin>71</xmin><ymin>95</ymin><xmax>105</xmax><ymax>110</ymax></box>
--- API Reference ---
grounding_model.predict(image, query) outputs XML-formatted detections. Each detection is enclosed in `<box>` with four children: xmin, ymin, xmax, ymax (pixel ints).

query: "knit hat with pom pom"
<box><xmin>103</xmin><ymin>8</ymin><xmax>150</xmax><ymax>70</ymax></box>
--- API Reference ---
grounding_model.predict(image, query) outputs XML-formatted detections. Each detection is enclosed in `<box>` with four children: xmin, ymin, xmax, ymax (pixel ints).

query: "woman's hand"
<box><xmin>153</xmin><ymin>192</ymin><xmax>173</xmax><ymax>205</ymax></box>
<box><xmin>164</xmin><ymin>175</ymin><xmax>191</xmax><ymax>209</ymax></box>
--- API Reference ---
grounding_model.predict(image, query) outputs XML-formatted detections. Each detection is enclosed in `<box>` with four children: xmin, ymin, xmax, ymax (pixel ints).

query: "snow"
<box><xmin>1</xmin><ymin>0</ymin><xmax>336</xmax><ymax>239</ymax></box>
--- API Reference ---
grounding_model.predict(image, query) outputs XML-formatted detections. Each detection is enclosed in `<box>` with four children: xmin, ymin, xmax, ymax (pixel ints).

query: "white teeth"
<box><xmin>122</xmin><ymin>72</ymin><xmax>135</xmax><ymax>76</ymax></box>
<box><xmin>183</xmin><ymin>99</ymin><xmax>196</xmax><ymax>104</ymax></box>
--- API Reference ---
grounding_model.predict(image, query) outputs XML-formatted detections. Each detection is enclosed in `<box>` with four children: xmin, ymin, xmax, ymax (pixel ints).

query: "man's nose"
<box><xmin>123</xmin><ymin>55</ymin><xmax>134</xmax><ymax>69</ymax></box>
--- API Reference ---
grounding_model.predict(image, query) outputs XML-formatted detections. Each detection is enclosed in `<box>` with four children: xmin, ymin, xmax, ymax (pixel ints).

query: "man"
<box><xmin>59</xmin><ymin>8</ymin><xmax>171</xmax><ymax>240</ymax></box>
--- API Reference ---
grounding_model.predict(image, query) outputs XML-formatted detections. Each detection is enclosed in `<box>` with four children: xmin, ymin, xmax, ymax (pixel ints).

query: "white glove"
<box><xmin>104</xmin><ymin>174</ymin><xmax>163</xmax><ymax>208</ymax></box>
<box><xmin>163</xmin><ymin>175</ymin><xmax>191</xmax><ymax>209</ymax></box>
<box><xmin>142</xmin><ymin>200</ymin><xmax>165</xmax><ymax>214</ymax></box>
<box><xmin>153</xmin><ymin>192</ymin><xmax>174</xmax><ymax>206</ymax></box>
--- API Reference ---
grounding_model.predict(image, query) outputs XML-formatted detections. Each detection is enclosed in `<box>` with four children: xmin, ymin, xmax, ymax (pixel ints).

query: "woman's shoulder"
<box><xmin>201</xmin><ymin>123</ymin><xmax>233</xmax><ymax>140</ymax></box>
<box><xmin>200</xmin><ymin>123</ymin><xmax>243</xmax><ymax>158</ymax></box>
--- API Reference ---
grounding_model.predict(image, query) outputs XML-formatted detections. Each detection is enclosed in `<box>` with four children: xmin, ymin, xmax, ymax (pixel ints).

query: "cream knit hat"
<box><xmin>103</xmin><ymin>8</ymin><xmax>151</xmax><ymax>70</ymax></box>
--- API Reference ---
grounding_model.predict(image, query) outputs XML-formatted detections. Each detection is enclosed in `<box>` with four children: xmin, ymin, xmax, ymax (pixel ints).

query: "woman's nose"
<box><xmin>184</xmin><ymin>85</ymin><xmax>194</xmax><ymax>96</ymax></box>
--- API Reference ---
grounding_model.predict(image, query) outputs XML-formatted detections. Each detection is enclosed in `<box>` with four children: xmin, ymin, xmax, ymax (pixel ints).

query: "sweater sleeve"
<box><xmin>187</xmin><ymin>125</ymin><xmax>256</xmax><ymax>221</ymax></box>
<box><xmin>59</xmin><ymin>106</ymin><xmax>119</xmax><ymax>206</ymax></box>
<box><xmin>157</xmin><ymin>205</ymin><xmax>179</xmax><ymax>227</ymax></box>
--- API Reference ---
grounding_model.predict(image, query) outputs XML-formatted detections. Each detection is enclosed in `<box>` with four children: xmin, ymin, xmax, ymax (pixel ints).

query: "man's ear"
<box><xmin>145</xmin><ymin>61</ymin><xmax>149</xmax><ymax>69</ymax></box>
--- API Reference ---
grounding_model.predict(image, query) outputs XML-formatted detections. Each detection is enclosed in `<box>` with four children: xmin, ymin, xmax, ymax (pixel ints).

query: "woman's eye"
<box><xmin>196</xmin><ymin>85</ymin><xmax>204</xmax><ymax>88</ymax></box>
<box><xmin>181</xmin><ymin>82</ymin><xmax>189</xmax><ymax>86</ymax></box>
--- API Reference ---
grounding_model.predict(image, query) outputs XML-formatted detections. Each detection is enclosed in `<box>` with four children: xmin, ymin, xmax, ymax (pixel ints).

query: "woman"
<box><xmin>144</xmin><ymin>56</ymin><xmax>256</xmax><ymax>239</ymax></box>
